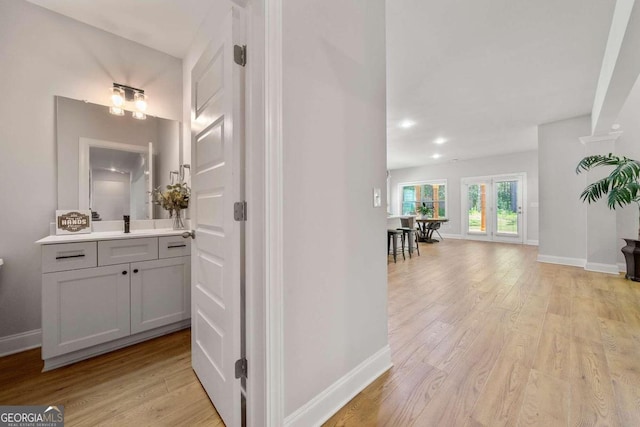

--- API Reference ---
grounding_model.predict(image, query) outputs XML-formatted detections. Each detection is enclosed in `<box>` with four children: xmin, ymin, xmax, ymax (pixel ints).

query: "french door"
<box><xmin>462</xmin><ymin>174</ymin><xmax>524</xmax><ymax>244</ymax></box>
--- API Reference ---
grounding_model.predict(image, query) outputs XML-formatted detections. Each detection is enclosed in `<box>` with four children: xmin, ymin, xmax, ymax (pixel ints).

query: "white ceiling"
<box><xmin>25</xmin><ymin>0</ymin><xmax>214</xmax><ymax>58</ymax></box>
<box><xmin>26</xmin><ymin>0</ymin><xmax>616</xmax><ymax>169</ymax></box>
<box><xmin>386</xmin><ymin>0</ymin><xmax>616</xmax><ymax>169</ymax></box>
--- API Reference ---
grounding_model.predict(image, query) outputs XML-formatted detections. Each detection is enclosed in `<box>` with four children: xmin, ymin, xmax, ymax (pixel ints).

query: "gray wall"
<box><xmin>390</xmin><ymin>150</ymin><xmax>539</xmax><ymax>243</ymax></box>
<box><xmin>615</xmin><ymin>76</ymin><xmax>640</xmax><ymax>264</ymax></box>
<box><xmin>0</xmin><ymin>1</ymin><xmax>182</xmax><ymax>341</ymax></box>
<box><xmin>538</xmin><ymin>115</ymin><xmax>590</xmax><ymax>261</ymax></box>
<box><xmin>281</xmin><ymin>0</ymin><xmax>389</xmax><ymax>416</ymax></box>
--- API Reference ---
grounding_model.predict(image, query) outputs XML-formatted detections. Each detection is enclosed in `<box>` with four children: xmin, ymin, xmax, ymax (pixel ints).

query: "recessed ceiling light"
<box><xmin>432</xmin><ymin>154</ymin><xmax>441</xmax><ymax>159</ymax></box>
<box><xmin>434</xmin><ymin>137</ymin><xmax>447</xmax><ymax>145</ymax></box>
<box><xmin>400</xmin><ymin>120</ymin><xmax>415</xmax><ymax>129</ymax></box>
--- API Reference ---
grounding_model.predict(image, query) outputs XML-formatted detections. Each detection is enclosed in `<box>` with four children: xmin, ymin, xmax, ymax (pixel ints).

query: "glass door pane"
<box><xmin>467</xmin><ymin>183</ymin><xmax>487</xmax><ymax>234</ymax></box>
<box><xmin>463</xmin><ymin>179</ymin><xmax>491</xmax><ymax>240</ymax></box>
<box><xmin>494</xmin><ymin>177</ymin><xmax>523</xmax><ymax>242</ymax></box>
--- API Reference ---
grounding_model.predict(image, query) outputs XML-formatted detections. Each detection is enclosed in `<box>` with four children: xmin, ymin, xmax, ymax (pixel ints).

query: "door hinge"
<box><xmin>234</xmin><ymin>201</ymin><xmax>247</xmax><ymax>221</ymax></box>
<box><xmin>234</xmin><ymin>45</ymin><xmax>247</xmax><ymax>67</ymax></box>
<box><xmin>235</xmin><ymin>358</ymin><xmax>248</xmax><ymax>379</ymax></box>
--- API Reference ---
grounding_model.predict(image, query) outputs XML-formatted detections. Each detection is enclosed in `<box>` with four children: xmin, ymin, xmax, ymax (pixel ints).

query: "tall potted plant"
<box><xmin>576</xmin><ymin>153</ymin><xmax>640</xmax><ymax>281</ymax></box>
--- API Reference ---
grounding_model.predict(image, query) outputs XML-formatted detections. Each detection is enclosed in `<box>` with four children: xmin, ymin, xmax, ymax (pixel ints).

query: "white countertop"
<box><xmin>36</xmin><ymin>228</ymin><xmax>189</xmax><ymax>245</ymax></box>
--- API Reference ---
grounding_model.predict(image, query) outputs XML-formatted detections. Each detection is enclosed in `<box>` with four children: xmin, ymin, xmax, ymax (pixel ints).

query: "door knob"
<box><xmin>182</xmin><ymin>230</ymin><xmax>195</xmax><ymax>239</ymax></box>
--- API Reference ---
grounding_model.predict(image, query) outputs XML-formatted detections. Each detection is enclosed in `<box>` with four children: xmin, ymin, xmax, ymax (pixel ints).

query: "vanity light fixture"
<box><xmin>109</xmin><ymin>83</ymin><xmax>147</xmax><ymax>120</ymax></box>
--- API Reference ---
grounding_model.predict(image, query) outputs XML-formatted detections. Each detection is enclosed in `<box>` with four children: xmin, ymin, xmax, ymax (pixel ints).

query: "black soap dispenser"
<box><xmin>123</xmin><ymin>215</ymin><xmax>130</xmax><ymax>233</ymax></box>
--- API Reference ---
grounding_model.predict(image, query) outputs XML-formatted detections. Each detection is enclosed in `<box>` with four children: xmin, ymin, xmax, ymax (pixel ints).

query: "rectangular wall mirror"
<box><xmin>56</xmin><ymin>96</ymin><xmax>182</xmax><ymax>221</ymax></box>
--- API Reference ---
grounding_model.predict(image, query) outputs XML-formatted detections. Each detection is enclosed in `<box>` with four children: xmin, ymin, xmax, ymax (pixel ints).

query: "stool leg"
<box><xmin>392</xmin><ymin>234</ymin><xmax>397</xmax><ymax>263</ymax></box>
<box><xmin>415</xmin><ymin>231</ymin><xmax>420</xmax><ymax>256</ymax></box>
<box><xmin>387</xmin><ymin>233</ymin><xmax>391</xmax><ymax>259</ymax></box>
<box><xmin>401</xmin><ymin>234</ymin><xmax>405</xmax><ymax>260</ymax></box>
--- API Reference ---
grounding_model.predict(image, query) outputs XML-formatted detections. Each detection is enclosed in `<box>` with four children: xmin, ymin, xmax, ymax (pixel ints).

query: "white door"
<box><xmin>462</xmin><ymin>175</ymin><xmax>525</xmax><ymax>243</ymax></box>
<box><xmin>492</xmin><ymin>176</ymin><xmax>524</xmax><ymax>243</ymax></box>
<box><xmin>190</xmin><ymin>8</ymin><xmax>245</xmax><ymax>427</ymax></box>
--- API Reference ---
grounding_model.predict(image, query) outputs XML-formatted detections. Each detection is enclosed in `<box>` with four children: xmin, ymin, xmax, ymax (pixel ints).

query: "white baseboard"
<box><xmin>618</xmin><ymin>262</ymin><xmax>627</xmax><ymax>273</ymax></box>
<box><xmin>0</xmin><ymin>329</ymin><xmax>41</xmax><ymax>357</ymax></box>
<box><xmin>537</xmin><ymin>254</ymin><xmax>586</xmax><ymax>268</ymax></box>
<box><xmin>526</xmin><ymin>240</ymin><xmax>539</xmax><ymax>246</ymax></box>
<box><xmin>439</xmin><ymin>234</ymin><xmax>462</xmax><ymax>240</ymax></box>
<box><xmin>284</xmin><ymin>345</ymin><xmax>393</xmax><ymax>427</ymax></box>
<box><xmin>585</xmin><ymin>262</ymin><xmax>620</xmax><ymax>275</ymax></box>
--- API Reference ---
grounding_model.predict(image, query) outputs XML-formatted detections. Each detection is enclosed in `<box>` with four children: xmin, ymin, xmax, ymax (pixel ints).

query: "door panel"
<box><xmin>493</xmin><ymin>177</ymin><xmax>523</xmax><ymax>243</ymax></box>
<box><xmin>42</xmin><ymin>265</ymin><xmax>130</xmax><ymax>358</ymax></box>
<box><xmin>191</xmin><ymin>8</ymin><xmax>244</xmax><ymax>427</ymax></box>
<box><xmin>463</xmin><ymin>179</ymin><xmax>492</xmax><ymax>241</ymax></box>
<box><xmin>130</xmin><ymin>257</ymin><xmax>190</xmax><ymax>334</ymax></box>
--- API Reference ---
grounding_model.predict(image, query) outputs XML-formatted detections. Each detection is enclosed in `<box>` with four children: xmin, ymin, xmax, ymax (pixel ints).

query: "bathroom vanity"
<box><xmin>36</xmin><ymin>229</ymin><xmax>191</xmax><ymax>371</ymax></box>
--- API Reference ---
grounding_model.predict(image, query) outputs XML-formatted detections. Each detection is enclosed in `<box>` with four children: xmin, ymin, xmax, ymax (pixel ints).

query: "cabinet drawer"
<box><xmin>98</xmin><ymin>238</ymin><xmax>158</xmax><ymax>266</ymax></box>
<box><xmin>159</xmin><ymin>236</ymin><xmax>191</xmax><ymax>259</ymax></box>
<box><xmin>42</xmin><ymin>242</ymin><xmax>97</xmax><ymax>273</ymax></box>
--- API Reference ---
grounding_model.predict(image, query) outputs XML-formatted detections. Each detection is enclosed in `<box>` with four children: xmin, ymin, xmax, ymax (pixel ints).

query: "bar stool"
<box><xmin>397</xmin><ymin>227</ymin><xmax>420</xmax><ymax>257</ymax></box>
<box><xmin>387</xmin><ymin>229</ymin><xmax>404</xmax><ymax>263</ymax></box>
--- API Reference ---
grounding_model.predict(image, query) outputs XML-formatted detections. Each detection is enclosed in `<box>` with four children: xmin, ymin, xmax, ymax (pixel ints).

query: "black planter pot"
<box><xmin>621</xmin><ymin>238</ymin><xmax>640</xmax><ymax>281</ymax></box>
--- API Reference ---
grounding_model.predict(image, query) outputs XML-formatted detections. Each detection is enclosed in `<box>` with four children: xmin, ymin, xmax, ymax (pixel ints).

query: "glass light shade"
<box><xmin>132</xmin><ymin>111</ymin><xmax>146</xmax><ymax>120</ymax></box>
<box><xmin>109</xmin><ymin>106</ymin><xmax>125</xmax><ymax>116</ymax></box>
<box><xmin>110</xmin><ymin>87</ymin><xmax>125</xmax><ymax>107</ymax></box>
<box><xmin>134</xmin><ymin>92</ymin><xmax>147</xmax><ymax>112</ymax></box>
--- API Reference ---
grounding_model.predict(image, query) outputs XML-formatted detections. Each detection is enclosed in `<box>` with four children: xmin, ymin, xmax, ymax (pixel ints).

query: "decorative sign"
<box><xmin>56</xmin><ymin>210</ymin><xmax>92</xmax><ymax>235</ymax></box>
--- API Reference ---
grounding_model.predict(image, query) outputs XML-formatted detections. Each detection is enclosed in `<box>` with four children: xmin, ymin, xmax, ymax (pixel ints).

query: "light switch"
<box><xmin>373</xmin><ymin>188</ymin><xmax>382</xmax><ymax>207</ymax></box>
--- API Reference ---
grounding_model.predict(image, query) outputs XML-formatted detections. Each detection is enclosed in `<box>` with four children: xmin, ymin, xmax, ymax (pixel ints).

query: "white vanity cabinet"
<box><xmin>38</xmin><ymin>231</ymin><xmax>191</xmax><ymax>370</ymax></box>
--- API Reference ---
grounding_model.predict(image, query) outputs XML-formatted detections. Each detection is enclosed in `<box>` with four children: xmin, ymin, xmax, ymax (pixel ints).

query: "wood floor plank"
<box><xmin>611</xmin><ymin>378</ymin><xmax>640</xmax><ymax>427</ymax></box>
<box><xmin>470</xmin><ymin>332</ymin><xmax>536</xmax><ymax>427</ymax></box>
<box><xmin>570</xmin><ymin>335</ymin><xmax>620</xmax><ymax>426</ymax></box>
<box><xmin>533</xmin><ymin>327</ymin><xmax>570</xmax><ymax>380</ymax></box>
<box><xmin>516</xmin><ymin>368</ymin><xmax>570</xmax><ymax>426</ymax></box>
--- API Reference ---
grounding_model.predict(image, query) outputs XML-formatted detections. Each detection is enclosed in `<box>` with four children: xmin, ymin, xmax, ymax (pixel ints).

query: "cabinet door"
<box><xmin>130</xmin><ymin>256</ymin><xmax>191</xmax><ymax>334</ymax></box>
<box><xmin>42</xmin><ymin>265</ymin><xmax>131</xmax><ymax>358</ymax></box>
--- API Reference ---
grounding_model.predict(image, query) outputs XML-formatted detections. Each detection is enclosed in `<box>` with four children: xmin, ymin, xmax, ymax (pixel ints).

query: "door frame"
<box><xmin>235</xmin><ymin>0</ymin><xmax>284</xmax><ymax>425</ymax></box>
<box><xmin>460</xmin><ymin>173</ymin><xmax>527</xmax><ymax>244</ymax></box>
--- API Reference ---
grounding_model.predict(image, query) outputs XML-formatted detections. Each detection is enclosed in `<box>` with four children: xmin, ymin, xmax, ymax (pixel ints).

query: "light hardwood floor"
<box><xmin>326</xmin><ymin>239</ymin><xmax>640</xmax><ymax>426</ymax></box>
<box><xmin>2</xmin><ymin>240</ymin><xmax>640</xmax><ymax>426</ymax></box>
<box><xmin>0</xmin><ymin>330</ymin><xmax>223</xmax><ymax>426</ymax></box>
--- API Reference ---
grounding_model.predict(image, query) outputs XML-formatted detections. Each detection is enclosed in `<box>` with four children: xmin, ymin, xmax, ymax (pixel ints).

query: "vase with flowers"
<box><xmin>152</xmin><ymin>182</ymin><xmax>191</xmax><ymax>230</ymax></box>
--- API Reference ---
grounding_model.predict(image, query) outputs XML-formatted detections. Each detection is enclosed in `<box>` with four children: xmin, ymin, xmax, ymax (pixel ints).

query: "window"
<box><xmin>399</xmin><ymin>180</ymin><xmax>447</xmax><ymax>217</ymax></box>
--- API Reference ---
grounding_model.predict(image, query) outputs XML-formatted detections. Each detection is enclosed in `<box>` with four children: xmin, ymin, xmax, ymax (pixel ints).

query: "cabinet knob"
<box><xmin>133</xmin><ymin>269</ymin><xmax>139</xmax><ymax>274</ymax></box>
<box><xmin>122</xmin><ymin>271</ymin><xmax>127</xmax><ymax>275</ymax></box>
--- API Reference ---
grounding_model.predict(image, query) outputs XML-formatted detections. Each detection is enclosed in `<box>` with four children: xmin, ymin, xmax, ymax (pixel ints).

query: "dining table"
<box><xmin>415</xmin><ymin>218</ymin><xmax>449</xmax><ymax>243</ymax></box>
